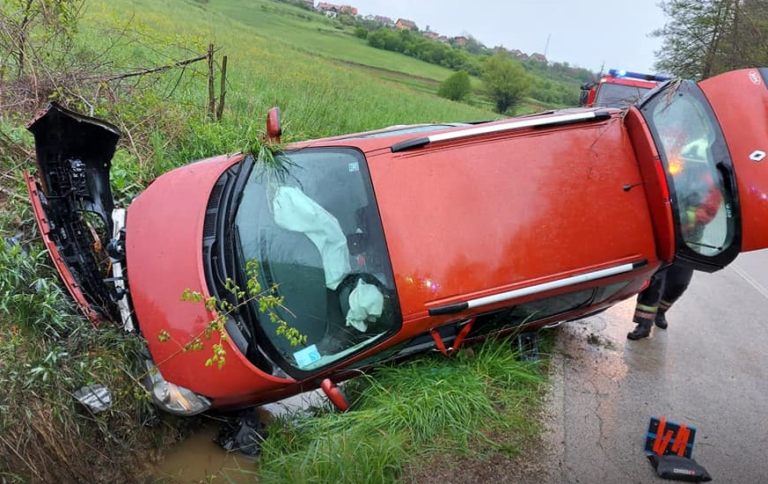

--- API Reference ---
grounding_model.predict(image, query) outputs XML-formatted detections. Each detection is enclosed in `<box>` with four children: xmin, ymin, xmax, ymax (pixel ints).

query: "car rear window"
<box><xmin>595</xmin><ymin>83</ymin><xmax>652</xmax><ymax>108</ymax></box>
<box><xmin>641</xmin><ymin>81</ymin><xmax>736</xmax><ymax>258</ymax></box>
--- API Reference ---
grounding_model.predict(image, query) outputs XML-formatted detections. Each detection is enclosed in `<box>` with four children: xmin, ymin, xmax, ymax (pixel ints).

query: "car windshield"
<box><xmin>640</xmin><ymin>81</ymin><xmax>735</xmax><ymax>257</ymax></box>
<box><xmin>234</xmin><ymin>147</ymin><xmax>400</xmax><ymax>374</ymax></box>
<box><xmin>595</xmin><ymin>82</ymin><xmax>653</xmax><ymax>108</ymax></box>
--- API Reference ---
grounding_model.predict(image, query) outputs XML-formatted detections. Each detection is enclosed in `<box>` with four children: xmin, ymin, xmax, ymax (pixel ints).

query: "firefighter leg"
<box><xmin>628</xmin><ymin>269</ymin><xmax>667</xmax><ymax>340</ymax></box>
<box><xmin>655</xmin><ymin>265</ymin><xmax>694</xmax><ymax>329</ymax></box>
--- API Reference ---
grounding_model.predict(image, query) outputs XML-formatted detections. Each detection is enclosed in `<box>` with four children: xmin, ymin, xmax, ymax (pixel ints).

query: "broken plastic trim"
<box><xmin>26</xmin><ymin>103</ymin><xmax>123</xmax><ymax>324</ymax></box>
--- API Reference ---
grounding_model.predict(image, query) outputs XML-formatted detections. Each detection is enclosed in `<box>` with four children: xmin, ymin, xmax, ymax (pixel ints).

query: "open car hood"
<box><xmin>24</xmin><ymin>103</ymin><xmax>122</xmax><ymax>325</ymax></box>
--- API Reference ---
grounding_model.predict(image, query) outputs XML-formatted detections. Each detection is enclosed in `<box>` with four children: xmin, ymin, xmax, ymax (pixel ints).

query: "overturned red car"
<box><xmin>24</xmin><ymin>68</ymin><xmax>768</xmax><ymax>416</ymax></box>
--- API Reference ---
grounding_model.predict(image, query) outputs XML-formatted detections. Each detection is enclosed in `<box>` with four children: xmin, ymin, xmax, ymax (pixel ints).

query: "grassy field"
<box><xmin>83</xmin><ymin>0</ymin><xmax>494</xmax><ymax>144</ymax></box>
<box><xmin>204</xmin><ymin>0</ymin><xmax>482</xmax><ymax>85</ymax></box>
<box><xmin>0</xmin><ymin>0</ymin><xmax>550</xmax><ymax>482</ymax></box>
<box><xmin>189</xmin><ymin>0</ymin><xmax>564</xmax><ymax>111</ymax></box>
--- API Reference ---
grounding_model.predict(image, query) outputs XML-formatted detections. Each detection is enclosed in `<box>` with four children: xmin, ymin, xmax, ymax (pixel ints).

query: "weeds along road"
<box><xmin>545</xmin><ymin>249</ymin><xmax>768</xmax><ymax>483</ymax></box>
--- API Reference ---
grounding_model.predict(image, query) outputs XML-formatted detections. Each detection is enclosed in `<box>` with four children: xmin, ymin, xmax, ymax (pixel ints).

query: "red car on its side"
<box><xmin>24</xmin><ymin>68</ymin><xmax>768</xmax><ymax>416</ymax></box>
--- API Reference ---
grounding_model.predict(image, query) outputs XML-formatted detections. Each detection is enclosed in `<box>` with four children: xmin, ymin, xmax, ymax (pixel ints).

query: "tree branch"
<box><xmin>98</xmin><ymin>53</ymin><xmax>208</xmax><ymax>83</ymax></box>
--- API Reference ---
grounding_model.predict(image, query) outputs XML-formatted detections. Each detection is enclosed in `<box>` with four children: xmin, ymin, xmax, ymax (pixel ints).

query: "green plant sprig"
<box><xmin>159</xmin><ymin>259</ymin><xmax>306</xmax><ymax>370</ymax></box>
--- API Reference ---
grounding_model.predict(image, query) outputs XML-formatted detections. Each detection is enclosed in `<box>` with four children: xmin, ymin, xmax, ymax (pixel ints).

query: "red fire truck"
<box><xmin>580</xmin><ymin>69</ymin><xmax>671</xmax><ymax>108</ymax></box>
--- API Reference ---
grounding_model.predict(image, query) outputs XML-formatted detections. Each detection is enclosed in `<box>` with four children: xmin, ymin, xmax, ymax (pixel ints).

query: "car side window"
<box><xmin>469</xmin><ymin>288</ymin><xmax>594</xmax><ymax>337</ymax></box>
<box><xmin>593</xmin><ymin>281</ymin><xmax>630</xmax><ymax>304</ymax></box>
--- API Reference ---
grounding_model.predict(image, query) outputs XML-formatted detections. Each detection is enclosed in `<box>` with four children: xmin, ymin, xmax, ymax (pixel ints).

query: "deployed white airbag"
<box><xmin>272</xmin><ymin>186</ymin><xmax>351</xmax><ymax>290</ymax></box>
<box><xmin>346</xmin><ymin>279</ymin><xmax>384</xmax><ymax>332</ymax></box>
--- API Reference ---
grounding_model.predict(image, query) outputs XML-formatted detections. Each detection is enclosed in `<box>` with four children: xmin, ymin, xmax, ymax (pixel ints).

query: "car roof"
<box><xmin>286</xmin><ymin>108</ymin><xmax>614</xmax><ymax>154</ymax></box>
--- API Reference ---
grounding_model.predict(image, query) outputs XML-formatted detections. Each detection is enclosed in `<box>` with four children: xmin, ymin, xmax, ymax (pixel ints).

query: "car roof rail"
<box><xmin>390</xmin><ymin>110</ymin><xmax>612</xmax><ymax>153</ymax></box>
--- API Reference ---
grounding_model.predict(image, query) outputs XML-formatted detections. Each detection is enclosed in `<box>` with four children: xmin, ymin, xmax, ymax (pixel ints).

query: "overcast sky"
<box><xmin>348</xmin><ymin>0</ymin><xmax>669</xmax><ymax>73</ymax></box>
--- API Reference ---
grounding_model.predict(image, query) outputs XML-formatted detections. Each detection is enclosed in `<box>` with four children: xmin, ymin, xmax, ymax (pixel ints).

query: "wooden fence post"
<box><xmin>216</xmin><ymin>55</ymin><xmax>227</xmax><ymax>121</ymax></box>
<box><xmin>207</xmin><ymin>43</ymin><xmax>215</xmax><ymax>118</ymax></box>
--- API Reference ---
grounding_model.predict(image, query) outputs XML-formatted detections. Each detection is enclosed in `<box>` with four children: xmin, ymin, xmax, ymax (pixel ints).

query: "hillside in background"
<box><xmin>183</xmin><ymin>0</ymin><xmax>595</xmax><ymax>113</ymax></box>
<box><xmin>82</xmin><ymin>0</ymin><xmax>498</xmax><ymax>146</ymax></box>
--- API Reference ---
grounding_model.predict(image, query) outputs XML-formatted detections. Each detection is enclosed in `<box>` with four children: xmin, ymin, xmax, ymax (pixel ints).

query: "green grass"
<box><xmin>0</xmin><ymin>237</ymin><xmax>192</xmax><ymax>483</ymax></box>
<box><xmin>191</xmin><ymin>0</ymin><xmax>581</xmax><ymax>107</ymax></box>
<box><xmin>206</xmin><ymin>0</ymin><xmax>469</xmax><ymax>83</ymax></box>
<box><xmin>95</xmin><ymin>0</ymin><xmax>491</xmax><ymax>109</ymax></box>
<box><xmin>258</xmin><ymin>338</ymin><xmax>546</xmax><ymax>483</ymax></box>
<box><xmin>82</xmin><ymin>0</ymin><xmax>494</xmax><ymax>147</ymax></box>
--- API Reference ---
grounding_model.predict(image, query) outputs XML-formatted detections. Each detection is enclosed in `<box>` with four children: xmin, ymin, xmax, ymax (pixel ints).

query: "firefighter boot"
<box><xmin>627</xmin><ymin>321</ymin><xmax>653</xmax><ymax>340</ymax></box>
<box><xmin>655</xmin><ymin>311</ymin><xmax>668</xmax><ymax>329</ymax></box>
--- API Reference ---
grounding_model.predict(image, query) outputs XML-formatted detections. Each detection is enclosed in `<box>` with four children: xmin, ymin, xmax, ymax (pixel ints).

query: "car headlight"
<box><xmin>143</xmin><ymin>359</ymin><xmax>211</xmax><ymax>416</ymax></box>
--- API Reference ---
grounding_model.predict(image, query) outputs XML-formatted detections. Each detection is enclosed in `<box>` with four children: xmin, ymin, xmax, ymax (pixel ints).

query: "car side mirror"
<box><xmin>320</xmin><ymin>378</ymin><xmax>350</xmax><ymax>411</ymax></box>
<box><xmin>266</xmin><ymin>107</ymin><xmax>282</xmax><ymax>144</ymax></box>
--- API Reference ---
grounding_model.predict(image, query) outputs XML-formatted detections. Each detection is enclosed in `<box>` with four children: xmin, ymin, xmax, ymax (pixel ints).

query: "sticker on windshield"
<box><xmin>294</xmin><ymin>344</ymin><xmax>321</xmax><ymax>368</ymax></box>
<box><xmin>348</xmin><ymin>162</ymin><xmax>359</xmax><ymax>173</ymax></box>
<box><xmin>749</xmin><ymin>70</ymin><xmax>762</xmax><ymax>85</ymax></box>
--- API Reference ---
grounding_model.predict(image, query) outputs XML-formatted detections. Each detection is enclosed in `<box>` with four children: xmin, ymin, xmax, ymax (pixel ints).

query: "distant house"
<box><xmin>315</xmin><ymin>2</ymin><xmax>355</xmax><ymax>16</ymax></box>
<box><xmin>531</xmin><ymin>52</ymin><xmax>548</xmax><ymax>62</ymax></box>
<box><xmin>316</xmin><ymin>2</ymin><xmax>339</xmax><ymax>16</ymax></box>
<box><xmin>438</xmin><ymin>35</ymin><xmax>449</xmax><ymax>43</ymax></box>
<box><xmin>452</xmin><ymin>36</ymin><xmax>467</xmax><ymax>46</ymax></box>
<box><xmin>510</xmin><ymin>49</ymin><xmax>523</xmax><ymax>58</ymax></box>
<box><xmin>517</xmin><ymin>53</ymin><xmax>530</xmax><ymax>61</ymax></box>
<box><xmin>395</xmin><ymin>18</ymin><xmax>417</xmax><ymax>30</ymax></box>
<box><xmin>374</xmin><ymin>15</ymin><xmax>394</xmax><ymax>27</ymax></box>
<box><xmin>422</xmin><ymin>31</ymin><xmax>439</xmax><ymax>40</ymax></box>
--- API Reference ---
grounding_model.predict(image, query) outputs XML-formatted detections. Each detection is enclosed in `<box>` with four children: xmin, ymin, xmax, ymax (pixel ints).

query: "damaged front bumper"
<box><xmin>24</xmin><ymin>103</ymin><xmax>130</xmax><ymax>327</ymax></box>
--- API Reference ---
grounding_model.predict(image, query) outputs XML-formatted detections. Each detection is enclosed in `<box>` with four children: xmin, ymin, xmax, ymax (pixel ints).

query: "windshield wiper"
<box><xmin>215</xmin><ymin>156</ymin><xmax>255</xmax><ymax>290</ymax></box>
<box><xmin>685</xmin><ymin>241</ymin><xmax>722</xmax><ymax>250</ymax></box>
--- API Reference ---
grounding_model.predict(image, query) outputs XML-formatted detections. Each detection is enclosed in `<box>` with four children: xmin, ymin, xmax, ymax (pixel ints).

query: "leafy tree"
<box><xmin>652</xmin><ymin>0</ymin><xmax>733</xmax><ymax>79</ymax></box>
<box><xmin>0</xmin><ymin>0</ymin><xmax>83</xmax><ymax>78</ymax></box>
<box><xmin>652</xmin><ymin>0</ymin><xmax>768</xmax><ymax>79</ymax></box>
<box><xmin>438</xmin><ymin>70</ymin><xmax>471</xmax><ymax>101</ymax></box>
<box><xmin>721</xmin><ymin>0</ymin><xmax>768</xmax><ymax>70</ymax></box>
<box><xmin>482</xmin><ymin>53</ymin><xmax>530</xmax><ymax>114</ymax></box>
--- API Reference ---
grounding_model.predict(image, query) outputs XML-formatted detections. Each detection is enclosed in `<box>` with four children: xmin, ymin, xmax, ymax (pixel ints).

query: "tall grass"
<box><xmin>258</xmin><ymin>338</ymin><xmax>545</xmax><ymax>484</ymax></box>
<box><xmin>0</xmin><ymin>237</ymin><xmax>194</xmax><ymax>483</ymax></box>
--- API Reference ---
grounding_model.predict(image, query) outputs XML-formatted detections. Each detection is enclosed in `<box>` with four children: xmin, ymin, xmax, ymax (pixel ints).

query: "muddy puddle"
<box><xmin>153</xmin><ymin>423</ymin><xmax>257</xmax><ymax>483</ymax></box>
<box><xmin>152</xmin><ymin>391</ymin><xmax>327</xmax><ymax>483</ymax></box>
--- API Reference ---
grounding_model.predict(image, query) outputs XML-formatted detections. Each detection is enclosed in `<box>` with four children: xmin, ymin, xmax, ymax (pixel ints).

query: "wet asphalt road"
<box><xmin>546</xmin><ymin>249</ymin><xmax>768</xmax><ymax>483</ymax></box>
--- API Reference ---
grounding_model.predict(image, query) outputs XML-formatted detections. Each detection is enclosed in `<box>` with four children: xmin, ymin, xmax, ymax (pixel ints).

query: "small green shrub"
<box><xmin>438</xmin><ymin>70</ymin><xmax>472</xmax><ymax>101</ymax></box>
<box><xmin>353</xmin><ymin>27</ymin><xmax>368</xmax><ymax>39</ymax></box>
